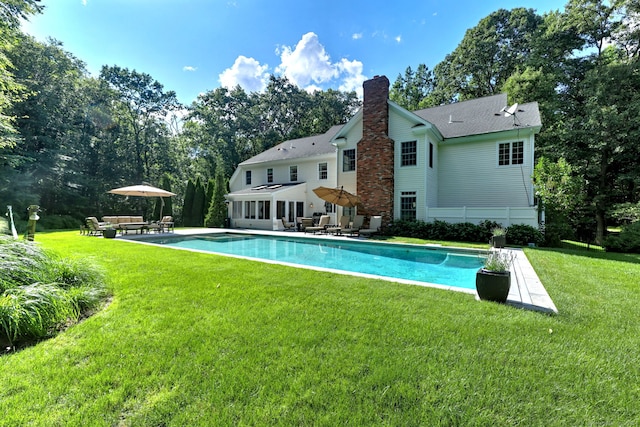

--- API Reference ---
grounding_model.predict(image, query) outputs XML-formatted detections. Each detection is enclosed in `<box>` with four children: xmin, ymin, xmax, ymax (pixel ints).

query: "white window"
<box><xmin>232</xmin><ymin>201</ymin><xmax>242</xmax><ymax>218</ymax></box>
<box><xmin>258</xmin><ymin>201</ymin><xmax>271</xmax><ymax>220</ymax></box>
<box><xmin>498</xmin><ymin>141</ymin><xmax>524</xmax><ymax>166</ymax></box>
<box><xmin>343</xmin><ymin>149</ymin><xmax>356</xmax><ymax>172</ymax></box>
<box><xmin>400</xmin><ymin>191</ymin><xmax>417</xmax><ymax>220</ymax></box>
<box><xmin>267</xmin><ymin>168</ymin><xmax>273</xmax><ymax>183</ymax></box>
<box><xmin>318</xmin><ymin>162</ymin><xmax>328</xmax><ymax>180</ymax></box>
<box><xmin>290</xmin><ymin>165</ymin><xmax>298</xmax><ymax>181</ymax></box>
<box><xmin>401</xmin><ymin>141</ymin><xmax>417</xmax><ymax>166</ymax></box>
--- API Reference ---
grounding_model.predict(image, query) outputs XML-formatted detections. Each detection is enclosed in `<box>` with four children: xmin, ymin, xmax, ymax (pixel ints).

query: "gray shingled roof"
<box><xmin>239</xmin><ymin>94</ymin><xmax>542</xmax><ymax>166</ymax></box>
<box><xmin>239</xmin><ymin>125</ymin><xmax>342</xmax><ymax>166</ymax></box>
<box><xmin>413</xmin><ymin>93</ymin><xmax>542</xmax><ymax>139</ymax></box>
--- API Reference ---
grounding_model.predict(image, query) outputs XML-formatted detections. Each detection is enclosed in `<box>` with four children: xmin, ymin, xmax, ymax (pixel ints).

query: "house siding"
<box><xmin>390</xmin><ymin>109</ymin><xmax>427</xmax><ymax>220</ymax></box>
<box><xmin>437</xmin><ymin>134</ymin><xmax>534</xmax><ymax>207</ymax></box>
<box><xmin>426</xmin><ymin>138</ymin><xmax>438</xmax><ymax>208</ymax></box>
<box><xmin>336</xmin><ymin>120</ymin><xmax>361</xmax><ymax>194</ymax></box>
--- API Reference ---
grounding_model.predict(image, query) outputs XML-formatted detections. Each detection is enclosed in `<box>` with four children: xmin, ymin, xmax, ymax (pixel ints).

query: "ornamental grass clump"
<box><xmin>0</xmin><ymin>236</ymin><xmax>108</xmax><ymax>349</ymax></box>
<box><xmin>481</xmin><ymin>249</ymin><xmax>515</xmax><ymax>273</ymax></box>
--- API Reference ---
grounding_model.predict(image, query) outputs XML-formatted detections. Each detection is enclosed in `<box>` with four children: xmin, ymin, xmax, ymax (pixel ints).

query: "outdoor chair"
<box><xmin>342</xmin><ymin>215</ymin><xmax>365</xmax><ymax>236</ymax></box>
<box><xmin>304</xmin><ymin>215</ymin><xmax>330</xmax><ymax>234</ymax></box>
<box><xmin>298</xmin><ymin>217</ymin><xmax>314</xmax><ymax>232</ymax></box>
<box><xmin>358</xmin><ymin>216</ymin><xmax>382</xmax><ymax>237</ymax></box>
<box><xmin>159</xmin><ymin>216</ymin><xmax>174</xmax><ymax>233</ymax></box>
<box><xmin>85</xmin><ymin>217</ymin><xmax>110</xmax><ymax>236</ymax></box>
<box><xmin>281</xmin><ymin>217</ymin><xmax>296</xmax><ymax>231</ymax></box>
<box><xmin>326</xmin><ymin>215</ymin><xmax>350</xmax><ymax>235</ymax></box>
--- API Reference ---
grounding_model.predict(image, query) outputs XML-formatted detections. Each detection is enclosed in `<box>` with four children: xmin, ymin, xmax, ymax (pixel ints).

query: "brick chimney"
<box><xmin>357</xmin><ymin>75</ymin><xmax>394</xmax><ymax>228</ymax></box>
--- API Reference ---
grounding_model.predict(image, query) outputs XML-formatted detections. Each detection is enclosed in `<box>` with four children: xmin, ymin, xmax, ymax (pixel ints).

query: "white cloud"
<box><xmin>82</xmin><ymin>0</ymin><xmax>87</xmax><ymax>5</ymax></box>
<box><xmin>276</xmin><ymin>32</ymin><xmax>338</xmax><ymax>87</ymax></box>
<box><xmin>395</xmin><ymin>35</ymin><xmax>402</xmax><ymax>43</ymax></box>
<box><xmin>274</xmin><ymin>32</ymin><xmax>367</xmax><ymax>95</ymax></box>
<box><xmin>219</xmin><ymin>55</ymin><xmax>269</xmax><ymax>92</ymax></box>
<box><xmin>219</xmin><ymin>32</ymin><xmax>368</xmax><ymax>96</ymax></box>
<box><xmin>337</xmin><ymin>58</ymin><xmax>366</xmax><ymax>98</ymax></box>
<box><xmin>183</xmin><ymin>66</ymin><xmax>197</xmax><ymax>72</ymax></box>
<box><xmin>352</xmin><ymin>33</ymin><xmax>363</xmax><ymax>40</ymax></box>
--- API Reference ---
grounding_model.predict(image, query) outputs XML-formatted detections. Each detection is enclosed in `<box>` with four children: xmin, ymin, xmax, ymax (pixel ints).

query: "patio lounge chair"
<box><xmin>304</xmin><ymin>215</ymin><xmax>330</xmax><ymax>234</ymax></box>
<box><xmin>281</xmin><ymin>217</ymin><xmax>296</xmax><ymax>231</ymax></box>
<box><xmin>298</xmin><ymin>217</ymin><xmax>314</xmax><ymax>232</ymax></box>
<box><xmin>326</xmin><ymin>215</ymin><xmax>350</xmax><ymax>235</ymax></box>
<box><xmin>342</xmin><ymin>215</ymin><xmax>365</xmax><ymax>236</ymax></box>
<box><xmin>85</xmin><ymin>217</ymin><xmax>110</xmax><ymax>236</ymax></box>
<box><xmin>159</xmin><ymin>216</ymin><xmax>174</xmax><ymax>232</ymax></box>
<box><xmin>358</xmin><ymin>216</ymin><xmax>382</xmax><ymax>237</ymax></box>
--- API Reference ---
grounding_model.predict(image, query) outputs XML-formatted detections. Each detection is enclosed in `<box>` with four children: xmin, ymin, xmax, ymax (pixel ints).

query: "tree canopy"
<box><xmin>2</xmin><ymin>0</ymin><xmax>640</xmax><ymax>243</ymax></box>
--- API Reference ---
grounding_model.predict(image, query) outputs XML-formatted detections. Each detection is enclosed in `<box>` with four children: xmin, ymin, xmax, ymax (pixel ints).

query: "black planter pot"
<box><xmin>103</xmin><ymin>229</ymin><xmax>117</xmax><ymax>239</ymax></box>
<box><xmin>491</xmin><ymin>235</ymin><xmax>506</xmax><ymax>248</ymax></box>
<box><xmin>475</xmin><ymin>268</ymin><xmax>511</xmax><ymax>303</ymax></box>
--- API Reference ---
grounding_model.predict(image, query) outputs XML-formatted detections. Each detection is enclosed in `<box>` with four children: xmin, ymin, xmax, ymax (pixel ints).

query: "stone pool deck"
<box><xmin>124</xmin><ymin>228</ymin><xmax>558</xmax><ymax>314</ymax></box>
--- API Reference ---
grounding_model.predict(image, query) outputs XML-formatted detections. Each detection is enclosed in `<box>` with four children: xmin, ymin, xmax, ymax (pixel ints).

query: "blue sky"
<box><xmin>23</xmin><ymin>0</ymin><xmax>567</xmax><ymax>105</ymax></box>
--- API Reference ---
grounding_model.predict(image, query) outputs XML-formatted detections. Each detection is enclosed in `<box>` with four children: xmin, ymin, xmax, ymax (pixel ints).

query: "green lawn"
<box><xmin>1</xmin><ymin>231</ymin><xmax>639</xmax><ymax>426</ymax></box>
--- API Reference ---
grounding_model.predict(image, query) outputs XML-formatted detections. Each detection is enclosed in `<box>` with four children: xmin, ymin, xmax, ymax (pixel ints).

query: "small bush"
<box><xmin>38</xmin><ymin>215</ymin><xmax>83</xmax><ymax>231</ymax></box>
<box><xmin>0</xmin><ymin>236</ymin><xmax>108</xmax><ymax>348</ymax></box>
<box><xmin>477</xmin><ymin>220</ymin><xmax>502</xmax><ymax>242</ymax></box>
<box><xmin>541</xmin><ymin>220</ymin><xmax>574</xmax><ymax>247</ymax></box>
<box><xmin>506</xmin><ymin>224</ymin><xmax>544</xmax><ymax>246</ymax></box>
<box><xmin>0</xmin><ymin>283</ymin><xmax>78</xmax><ymax>344</ymax></box>
<box><xmin>604</xmin><ymin>221</ymin><xmax>640</xmax><ymax>253</ymax></box>
<box><xmin>0</xmin><ymin>238</ymin><xmax>50</xmax><ymax>291</ymax></box>
<box><xmin>386</xmin><ymin>219</ymin><xmax>544</xmax><ymax>246</ymax></box>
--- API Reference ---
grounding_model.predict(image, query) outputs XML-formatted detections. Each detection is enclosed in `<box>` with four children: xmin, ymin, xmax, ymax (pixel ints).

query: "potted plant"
<box><xmin>490</xmin><ymin>227</ymin><xmax>506</xmax><ymax>248</ymax></box>
<box><xmin>476</xmin><ymin>250</ymin><xmax>514</xmax><ymax>303</ymax></box>
<box><xmin>103</xmin><ymin>225</ymin><xmax>117</xmax><ymax>239</ymax></box>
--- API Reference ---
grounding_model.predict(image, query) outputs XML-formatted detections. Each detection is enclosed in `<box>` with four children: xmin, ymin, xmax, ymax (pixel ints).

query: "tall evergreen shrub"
<box><xmin>192</xmin><ymin>177</ymin><xmax>206</xmax><ymax>227</ymax></box>
<box><xmin>205</xmin><ymin>163</ymin><xmax>228</xmax><ymax>228</ymax></box>
<box><xmin>182</xmin><ymin>179</ymin><xmax>195</xmax><ymax>226</ymax></box>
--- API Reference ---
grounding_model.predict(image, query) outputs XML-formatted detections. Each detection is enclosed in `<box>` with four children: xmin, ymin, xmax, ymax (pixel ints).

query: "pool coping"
<box><xmin>121</xmin><ymin>228</ymin><xmax>558</xmax><ymax>314</ymax></box>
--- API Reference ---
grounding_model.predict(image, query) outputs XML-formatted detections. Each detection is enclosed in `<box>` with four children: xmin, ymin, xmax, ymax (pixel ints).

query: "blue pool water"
<box><xmin>143</xmin><ymin>233</ymin><xmax>484</xmax><ymax>290</ymax></box>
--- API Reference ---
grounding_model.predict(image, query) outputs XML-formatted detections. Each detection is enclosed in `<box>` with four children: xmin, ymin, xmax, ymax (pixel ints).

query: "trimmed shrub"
<box><xmin>386</xmin><ymin>219</ymin><xmax>544</xmax><ymax>246</ymax></box>
<box><xmin>604</xmin><ymin>221</ymin><xmax>640</xmax><ymax>253</ymax></box>
<box><xmin>506</xmin><ymin>224</ymin><xmax>544</xmax><ymax>246</ymax></box>
<box><xmin>37</xmin><ymin>215</ymin><xmax>81</xmax><ymax>231</ymax></box>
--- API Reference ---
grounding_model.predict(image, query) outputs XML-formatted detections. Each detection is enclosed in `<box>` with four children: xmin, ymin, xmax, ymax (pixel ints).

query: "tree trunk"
<box><xmin>595</xmin><ymin>209</ymin><xmax>606</xmax><ymax>246</ymax></box>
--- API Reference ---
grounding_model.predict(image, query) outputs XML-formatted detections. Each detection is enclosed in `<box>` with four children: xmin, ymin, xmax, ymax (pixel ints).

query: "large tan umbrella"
<box><xmin>108</xmin><ymin>184</ymin><xmax>176</xmax><ymax>220</ymax></box>
<box><xmin>313</xmin><ymin>186</ymin><xmax>361</xmax><ymax>208</ymax></box>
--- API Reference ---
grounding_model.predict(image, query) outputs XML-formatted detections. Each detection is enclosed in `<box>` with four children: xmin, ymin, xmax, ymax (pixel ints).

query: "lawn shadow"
<box><xmin>531</xmin><ymin>243</ymin><xmax>640</xmax><ymax>265</ymax></box>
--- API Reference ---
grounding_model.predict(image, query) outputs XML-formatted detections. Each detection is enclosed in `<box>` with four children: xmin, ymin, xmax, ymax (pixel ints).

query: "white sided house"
<box><xmin>227</xmin><ymin>75</ymin><xmax>542</xmax><ymax>230</ymax></box>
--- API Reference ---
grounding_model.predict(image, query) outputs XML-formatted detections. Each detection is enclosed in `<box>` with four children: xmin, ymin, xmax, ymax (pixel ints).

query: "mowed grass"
<box><xmin>1</xmin><ymin>231</ymin><xmax>639</xmax><ymax>426</ymax></box>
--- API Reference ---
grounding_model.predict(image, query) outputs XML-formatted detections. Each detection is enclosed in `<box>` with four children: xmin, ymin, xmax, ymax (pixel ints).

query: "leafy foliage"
<box><xmin>205</xmin><ymin>157</ymin><xmax>229</xmax><ymax>228</ymax></box>
<box><xmin>505</xmin><ymin>224</ymin><xmax>545</xmax><ymax>247</ymax></box>
<box><xmin>431</xmin><ymin>8</ymin><xmax>543</xmax><ymax>103</ymax></box>
<box><xmin>603</xmin><ymin>221</ymin><xmax>640</xmax><ymax>253</ymax></box>
<box><xmin>0</xmin><ymin>236</ymin><xmax>107</xmax><ymax>347</ymax></box>
<box><xmin>387</xmin><ymin>219</ymin><xmax>507</xmax><ymax>244</ymax></box>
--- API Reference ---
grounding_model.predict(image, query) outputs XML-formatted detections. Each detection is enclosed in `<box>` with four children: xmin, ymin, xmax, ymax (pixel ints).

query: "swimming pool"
<box><xmin>142</xmin><ymin>233</ymin><xmax>484</xmax><ymax>291</ymax></box>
